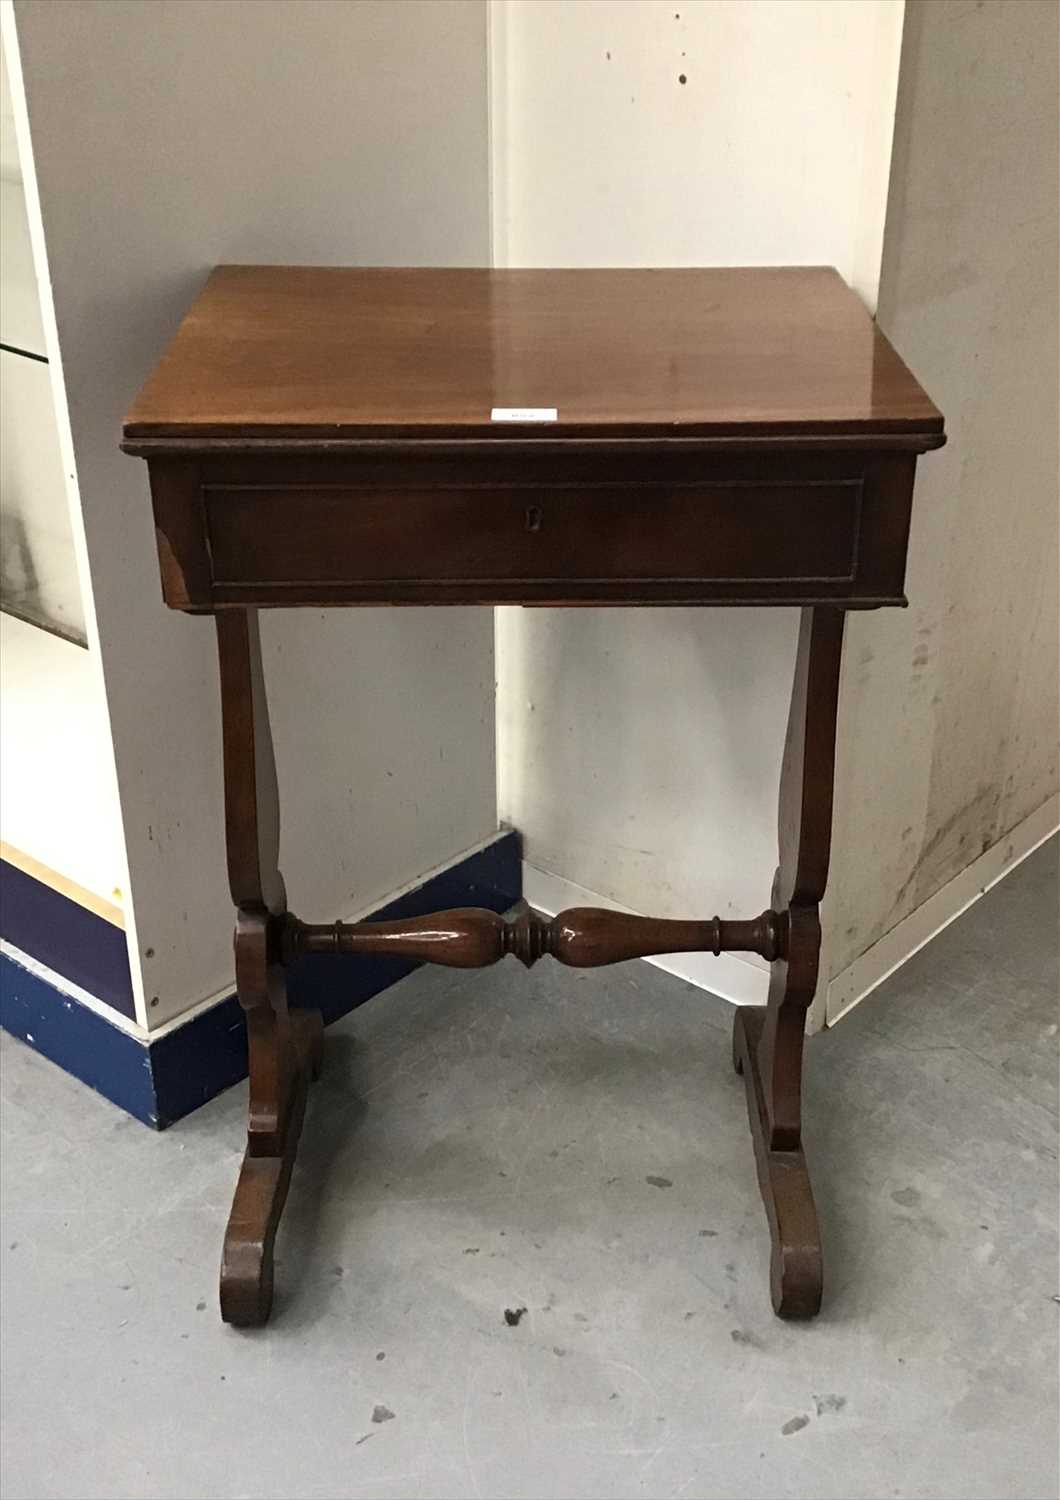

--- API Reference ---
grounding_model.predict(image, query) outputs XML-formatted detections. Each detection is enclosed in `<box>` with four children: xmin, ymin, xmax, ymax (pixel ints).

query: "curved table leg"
<box><xmin>221</xmin><ymin>1008</ymin><xmax>322</xmax><ymax>1327</ymax></box>
<box><xmin>733</xmin><ymin>1005</ymin><xmax>822</xmax><ymax>1318</ymax></box>
<box><xmin>733</xmin><ymin>606</ymin><xmax>844</xmax><ymax>1319</ymax></box>
<box><xmin>209</xmin><ymin>604</ymin><xmax>845</xmax><ymax>1325</ymax></box>
<box><xmin>215</xmin><ymin>609</ymin><xmax>324</xmax><ymax>1326</ymax></box>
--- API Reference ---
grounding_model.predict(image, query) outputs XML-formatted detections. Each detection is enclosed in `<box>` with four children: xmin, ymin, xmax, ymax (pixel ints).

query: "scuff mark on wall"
<box><xmin>828</xmin><ymin>0</ymin><xmax>1058</xmax><ymax>982</ymax></box>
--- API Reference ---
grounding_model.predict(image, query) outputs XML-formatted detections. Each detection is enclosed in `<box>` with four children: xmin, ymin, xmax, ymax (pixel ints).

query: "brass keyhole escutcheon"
<box><xmin>525</xmin><ymin>505</ymin><xmax>543</xmax><ymax>533</ymax></box>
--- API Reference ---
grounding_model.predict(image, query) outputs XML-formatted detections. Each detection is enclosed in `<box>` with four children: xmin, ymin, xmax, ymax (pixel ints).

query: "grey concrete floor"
<box><xmin>1</xmin><ymin>841</ymin><xmax>1057</xmax><ymax>1500</ymax></box>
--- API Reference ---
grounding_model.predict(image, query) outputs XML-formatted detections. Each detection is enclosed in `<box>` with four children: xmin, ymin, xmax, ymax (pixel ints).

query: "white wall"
<box><xmin>11</xmin><ymin>0</ymin><xmax>497</xmax><ymax>1028</ymax></box>
<box><xmin>826</xmin><ymin>0</ymin><xmax>1059</xmax><ymax>1015</ymax></box>
<box><xmin>11</xmin><ymin>0</ymin><xmax>1047</xmax><ymax>1041</ymax></box>
<box><xmin>490</xmin><ymin>0</ymin><xmax>903</xmax><ymax>299</ymax></box>
<box><xmin>492</xmin><ymin>0</ymin><xmax>906</xmax><ymax>1008</ymax></box>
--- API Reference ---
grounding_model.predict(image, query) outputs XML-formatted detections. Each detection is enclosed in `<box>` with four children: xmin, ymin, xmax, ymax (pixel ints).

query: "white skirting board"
<box><xmin>522</xmin><ymin>792</ymin><xmax>1058</xmax><ymax>1031</ymax></box>
<box><xmin>824</xmin><ymin>794</ymin><xmax>1058</xmax><ymax>1027</ymax></box>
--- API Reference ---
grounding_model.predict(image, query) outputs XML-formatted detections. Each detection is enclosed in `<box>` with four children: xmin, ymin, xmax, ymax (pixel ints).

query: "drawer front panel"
<box><xmin>204</xmin><ymin>482</ymin><xmax>861</xmax><ymax>590</ymax></box>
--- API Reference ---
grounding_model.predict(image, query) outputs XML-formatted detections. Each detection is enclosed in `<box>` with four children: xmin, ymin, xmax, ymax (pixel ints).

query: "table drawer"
<box><xmin>147</xmin><ymin>451</ymin><xmax>917</xmax><ymax>608</ymax></box>
<box><xmin>203</xmin><ymin>480</ymin><xmax>861</xmax><ymax>596</ymax></box>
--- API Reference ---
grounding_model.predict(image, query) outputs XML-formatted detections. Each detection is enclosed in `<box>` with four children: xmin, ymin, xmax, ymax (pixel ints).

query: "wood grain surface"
<box><xmin>124</xmin><ymin>266</ymin><xmax>943</xmax><ymax>443</ymax></box>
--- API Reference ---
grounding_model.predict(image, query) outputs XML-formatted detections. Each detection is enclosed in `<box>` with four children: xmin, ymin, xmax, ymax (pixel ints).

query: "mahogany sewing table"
<box><xmin>123</xmin><ymin>266</ymin><xmax>944</xmax><ymax>1327</ymax></box>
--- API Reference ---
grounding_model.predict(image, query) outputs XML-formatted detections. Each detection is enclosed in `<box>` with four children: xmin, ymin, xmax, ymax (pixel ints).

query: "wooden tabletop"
<box><xmin>123</xmin><ymin>266</ymin><xmax>943</xmax><ymax>446</ymax></box>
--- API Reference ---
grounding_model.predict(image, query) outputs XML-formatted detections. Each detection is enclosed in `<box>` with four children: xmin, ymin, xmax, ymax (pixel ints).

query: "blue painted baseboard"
<box><xmin>0</xmin><ymin>831</ymin><xmax>521</xmax><ymax>1128</ymax></box>
<box><xmin>0</xmin><ymin>958</ymin><xmax>158</xmax><ymax>1123</ymax></box>
<box><xmin>0</xmin><ymin>858</ymin><xmax>135</xmax><ymax>1019</ymax></box>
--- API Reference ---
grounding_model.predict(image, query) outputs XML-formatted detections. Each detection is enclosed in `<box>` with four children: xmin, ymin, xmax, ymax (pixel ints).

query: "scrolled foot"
<box><xmin>733</xmin><ymin>1005</ymin><xmax>823</xmax><ymax>1321</ymax></box>
<box><xmin>220</xmin><ymin>1008</ymin><xmax>321</xmax><ymax>1327</ymax></box>
<box><xmin>220</xmin><ymin>1154</ymin><xmax>283</xmax><ymax>1327</ymax></box>
<box><xmin>768</xmin><ymin>1207</ymin><xmax>823</xmax><ymax>1320</ymax></box>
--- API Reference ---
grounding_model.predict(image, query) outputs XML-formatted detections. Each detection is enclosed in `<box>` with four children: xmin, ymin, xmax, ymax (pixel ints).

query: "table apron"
<box><xmin>146</xmin><ymin>451</ymin><xmax>916</xmax><ymax>610</ymax></box>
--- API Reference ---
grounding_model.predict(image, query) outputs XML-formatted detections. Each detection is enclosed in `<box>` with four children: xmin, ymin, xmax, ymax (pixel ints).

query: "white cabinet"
<box><xmin>1</xmin><ymin>30</ymin><xmax>84</xmax><ymax>642</ymax></box>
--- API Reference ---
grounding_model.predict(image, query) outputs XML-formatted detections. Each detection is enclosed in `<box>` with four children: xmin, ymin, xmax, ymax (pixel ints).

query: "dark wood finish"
<box><xmin>733</xmin><ymin>606</ymin><xmax>844</xmax><ymax>1317</ymax></box>
<box><xmin>138</xmin><ymin>448</ymin><xmax>917</xmax><ymax>611</ymax></box>
<box><xmin>286</xmin><ymin>903</ymin><xmax>782</xmax><ymax>969</ymax></box>
<box><xmin>732</xmin><ymin>1007</ymin><xmax>821</xmax><ymax>1320</ymax></box>
<box><xmin>123</xmin><ymin>266</ymin><xmax>943</xmax><ymax>443</ymax></box>
<box><xmin>122</xmin><ymin>267</ymin><xmax>944</xmax><ymax>1326</ymax></box>
<box><xmin>206</xmin><ymin>479</ymin><xmax>860</xmax><ymax>588</ymax></box>
<box><xmin>215</xmin><ymin>610</ymin><xmax>321</xmax><ymax>1324</ymax></box>
<box><xmin>216</xmin><ymin>611</ymin><xmax>285</xmax><ymax>916</ymax></box>
<box><xmin>123</xmin><ymin>267</ymin><xmax>936</xmax><ymax>614</ymax></box>
<box><xmin>220</xmin><ymin>1006</ymin><xmax>321</xmax><ymax>1327</ymax></box>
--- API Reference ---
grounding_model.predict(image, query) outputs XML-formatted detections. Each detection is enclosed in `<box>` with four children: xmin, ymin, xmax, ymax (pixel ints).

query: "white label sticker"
<box><xmin>490</xmin><ymin>407</ymin><xmax>558</xmax><ymax>423</ymax></box>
